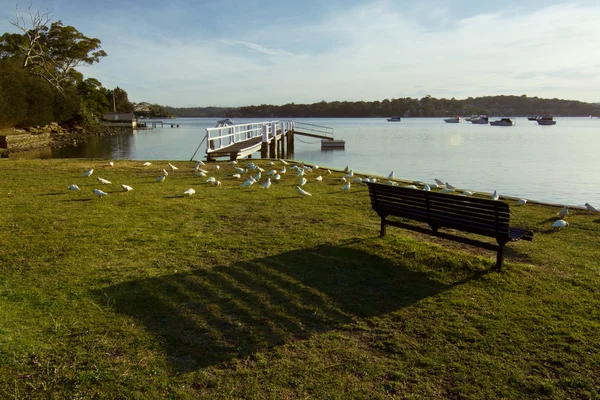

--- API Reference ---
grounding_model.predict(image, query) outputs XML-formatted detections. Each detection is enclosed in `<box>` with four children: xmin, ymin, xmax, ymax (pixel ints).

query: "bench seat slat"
<box><xmin>373</xmin><ymin>195</ymin><xmax>511</xmax><ymax>231</ymax></box>
<box><xmin>371</xmin><ymin>185</ymin><xmax>505</xmax><ymax>208</ymax></box>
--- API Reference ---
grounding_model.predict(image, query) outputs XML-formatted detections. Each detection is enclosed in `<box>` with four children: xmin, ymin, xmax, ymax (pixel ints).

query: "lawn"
<box><xmin>0</xmin><ymin>159</ymin><xmax>598</xmax><ymax>399</ymax></box>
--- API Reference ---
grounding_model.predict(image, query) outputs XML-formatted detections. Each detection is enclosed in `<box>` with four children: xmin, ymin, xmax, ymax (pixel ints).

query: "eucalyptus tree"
<box><xmin>0</xmin><ymin>3</ymin><xmax>107</xmax><ymax>93</ymax></box>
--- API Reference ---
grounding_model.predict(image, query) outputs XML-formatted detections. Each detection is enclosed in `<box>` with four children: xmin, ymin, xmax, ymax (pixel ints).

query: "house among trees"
<box><xmin>102</xmin><ymin>112</ymin><xmax>137</xmax><ymax>128</ymax></box>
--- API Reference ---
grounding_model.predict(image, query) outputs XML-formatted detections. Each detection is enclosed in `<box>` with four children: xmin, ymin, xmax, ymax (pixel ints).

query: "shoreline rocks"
<box><xmin>1</xmin><ymin>123</ymin><xmax>134</xmax><ymax>153</ymax></box>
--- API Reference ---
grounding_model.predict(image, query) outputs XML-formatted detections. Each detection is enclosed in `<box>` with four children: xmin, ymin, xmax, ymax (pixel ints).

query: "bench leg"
<box><xmin>496</xmin><ymin>245</ymin><xmax>505</xmax><ymax>269</ymax></box>
<box><xmin>380</xmin><ymin>218</ymin><xmax>387</xmax><ymax>237</ymax></box>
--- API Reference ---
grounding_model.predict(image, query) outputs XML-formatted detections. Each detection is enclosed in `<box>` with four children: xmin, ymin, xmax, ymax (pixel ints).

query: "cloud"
<box><xmin>221</xmin><ymin>39</ymin><xmax>294</xmax><ymax>56</ymax></box>
<box><xmin>75</xmin><ymin>1</ymin><xmax>600</xmax><ymax>105</ymax></box>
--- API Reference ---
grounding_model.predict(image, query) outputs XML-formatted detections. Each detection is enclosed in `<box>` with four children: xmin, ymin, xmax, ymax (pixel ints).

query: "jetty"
<box><xmin>203</xmin><ymin>121</ymin><xmax>337</xmax><ymax>161</ymax></box>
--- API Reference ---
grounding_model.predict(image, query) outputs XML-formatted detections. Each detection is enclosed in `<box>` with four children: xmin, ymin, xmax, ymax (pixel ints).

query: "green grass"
<box><xmin>0</xmin><ymin>159</ymin><xmax>598</xmax><ymax>399</ymax></box>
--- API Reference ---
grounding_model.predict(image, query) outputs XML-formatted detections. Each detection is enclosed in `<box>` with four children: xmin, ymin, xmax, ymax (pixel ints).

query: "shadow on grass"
<box><xmin>94</xmin><ymin>244</ymin><xmax>479</xmax><ymax>372</ymax></box>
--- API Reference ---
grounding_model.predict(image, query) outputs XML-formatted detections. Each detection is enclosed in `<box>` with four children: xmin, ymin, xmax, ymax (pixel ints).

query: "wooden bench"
<box><xmin>366</xmin><ymin>182</ymin><xmax>533</xmax><ymax>269</ymax></box>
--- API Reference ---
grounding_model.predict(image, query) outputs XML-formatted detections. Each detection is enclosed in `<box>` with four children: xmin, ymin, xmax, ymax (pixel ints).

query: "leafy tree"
<box><xmin>0</xmin><ymin>5</ymin><xmax>106</xmax><ymax>93</ymax></box>
<box><xmin>106</xmin><ymin>87</ymin><xmax>133</xmax><ymax>113</ymax></box>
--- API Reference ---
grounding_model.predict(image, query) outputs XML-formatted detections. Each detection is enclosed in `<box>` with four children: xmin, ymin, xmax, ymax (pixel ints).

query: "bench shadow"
<box><xmin>93</xmin><ymin>244</ymin><xmax>476</xmax><ymax>372</ymax></box>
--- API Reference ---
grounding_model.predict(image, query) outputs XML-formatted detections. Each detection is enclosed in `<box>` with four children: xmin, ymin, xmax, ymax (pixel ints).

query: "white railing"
<box><xmin>205</xmin><ymin>120</ymin><xmax>293</xmax><ymax>152</ymax></box>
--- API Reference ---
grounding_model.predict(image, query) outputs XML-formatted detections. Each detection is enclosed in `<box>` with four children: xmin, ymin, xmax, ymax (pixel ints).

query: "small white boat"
<box><xmin>537</xmin><ymin>116</ymin><xmax>556</xmax><ymax>125</ymax></box>
<box><xmin>216</xmin><ymin>118</ymin><xmax>234</xmax><ymax>127</ymax></box>
<box><xmin>387</xmin><ymin>116</ymin><xmax>401</xmax><ymax>122</ymax></box>
<box><xmin>444</xmin><ymin>116</ymin><xmax>461</xmax><ymax>123</ymax></box>
<box><xmin>490</xmin><ymin>118</ymin><xmax>515</xmax><ymax>126</ymax></box>
<box><xmin>470</xmin><ymin>115</ymin><xmax>489</xmax><ymax>124</ymax></box>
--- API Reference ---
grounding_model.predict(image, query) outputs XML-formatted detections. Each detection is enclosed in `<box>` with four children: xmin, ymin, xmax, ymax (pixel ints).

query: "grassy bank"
<box><xmin>0</xmin><ymin>159</ymin><xmax>598</xmax><ymax>399</ymax></box>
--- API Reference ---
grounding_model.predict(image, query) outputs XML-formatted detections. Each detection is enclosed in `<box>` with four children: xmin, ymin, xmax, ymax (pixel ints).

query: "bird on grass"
<box><xmin>156</xmin><ymin>175</ymin><xmax>166</xmax><ymax>183</ymax></box>
<box><xmin>267</xmin><ymin>169</ymin><xmax>277</xmax><ymax>176</ymax></box>
<box><xmin>196</xmin><ymin>171</ymin><xmax>207</xmax><ymax>178</ymax></box>
<box><xmin>281</xmin><ymin>167</ymin><xmax>287</xmax><ymax>174</ymax></box>
<box><xmin>261</xmin><ymin>178</ymin><xmax>272</xmax><ymax>189</ymax></box>
<box><xmin>388</xmin><ymin>171</ymin><xmax>394</xmax><ymax>179</ymax></box>
<box><xmin>69</xmin><ymin>184</ymin><xmax>80</xmax><ymax>191</ymax></box>
<box><xmin>232</xmin><ymin>174</ymin><xmax>241</xmax><ymax>179</ymax></box>
<box><xmin>108</xmin><ymin>161</ymin><xmax>114</xmax><ymax>167</ymax></box>
<box><xmin>215</xmin><ymin>165</ymin><xmax>220</xmax><ymax>170</ymax></box>
<box><xmin>423</xmin><ymin>184</ymin><xmax>431</xmax><ymax>191</ymax></box>
<box><xmin>82</xmin><ymin>168</ymin><xmax>94</xmax><ymax>177</ymax></box>
<box><xmin>463</xmin><ymin>191</ymin><xmax>475</xmax><ymax>196</ymax></box>
<box><xmin>143</xmin><ymin>162</ymin><xmax>152</xmax><ymax>166</ymax></box>
<box><xmin>97</xmin><ymin>177</ymin><xmax>111</xmax><ymax>185</ymax></box>
<box><xmin>342</xmin><ymin>181</ymin><xmax>351</xmax><ymax>191</ymax></box>
<box><xmin>196</xmin><ymin>160</ymin><xmax>205</xmax><ymax>166</ymax></box>
<box><xmin>215</xmin><ymin>181</ymin><xmax>221</xmax><ymax>186</ymax></box>
<box><xmin>296</xmin><ymin>186</ymin><xmax>312</xmax><ymax>197</ymax></box>
<box><xmin>434</xmin><ymin>178</ymin><xmax>445</xmax><ymax>187</ymax></box>
<box><xmin>206</xmin><ymin>177</ymin><xmax>216</xmax><ymax>184</ymax></box>
<box><xmin>296</xmin><ymin>169</ymin><xmax>305</xmax><ymax>177</ymax></box>
<box><xmin>558</xmin><ymin>206</ymin><xmax>569</xmax><ymax>218</ymax></box>
<box><xmin>446</xmin><ymin>182</ymin><xmax>456</xmax><ymax>189</ymax></box>
<box><xmin>266</xmin><ymin>161</ymin><xmax>275</xmax><ymax>166</ymax></box>
<box><xmin>316</xmin><ymin>176</ymin><xmax>323</xmax><ymax>182</ymax></box>
<box><xmin>344</xmin><ymin>170</ymin><xmax>354</xmax><ymax>179</ymax></box>
<box><xmin>162</xmin><ymin>169</ymin><xmax>169</xmax><ymax>176</ymax></box>
<box><xmin>300</xmin><ymin>177</ymin><xmax>307</xmax><ymax>186</ymax></box>
<box><xmin>585</xmin><ymin>203</ymin><xmax>600</xmax><ymax>213</ymax></box>
<box><xmin>327</xmin><ymin>169</ymin><xmax>331</xmax><ymax>175</ymax></box>
<box><xmin>168</xmin><ymin>163</ymin><xmax>178</xmax><ymax>171</ymax></box>
<box><xmin>552</xmin><ymin>219</ymin><xmax>569</xmax><ymax>229</ymax></box>
<box><xmin>93</xmin><ymin>189</ymin><xmax>107</xmax><ymax>198</ymax></box>
<box><xmin>121</xmin><ymin>184</ymin><xmax>133</xmax><ymax>192</ymax></box>
<box><xmin>184</xmin><ymin>188</ymin><xmax>195</xmax><ymax>196</ymax></box>
<box><xmin>274</xmin><ymin>174</ymin><xmax>281</xmax><ymax>182</ymax></box>
<box><xmin>344</xmin><ymin>165</ymin><xmax>350</xmax><ymax>172</ymax></box>
<box><xmin>240</xmin><ymin>179</ymin><xmax>254</xmax><ymax>187</ymax></box>
<box><xmin>228</xmin><ymin>160</ymin><xmax>237</xmax><ymax>165</ymax></box>
<box><xmin>441</xmin><ymin>188</ymin><xmax>454</xmax><ymax>194</ymax></box>
<box><xmin>235</xmin><ymin>167</ymin><xmax>246</xmax><ymax>174</ymax></box>
<box><xmin>518</xmin><ymin>199</ymin><xmax>527</xmax><ymax>206</ymax></box>
<box><xmin>492</xmin><ymin>190</ymin><xmax>500</xmax><ymax>201</ymax></box>
<box><xmin>405</xmin><ymin>185</ymin><xmax>417</xmax><ymax>189</ymax></box>
<box><xmin>253</xmin><ymin>172</ymin><xmax>262</xmax><ymax>181</ymax></box>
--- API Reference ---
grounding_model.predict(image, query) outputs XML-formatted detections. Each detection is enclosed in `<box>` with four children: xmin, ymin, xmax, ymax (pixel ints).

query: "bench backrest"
<box><xmin>366</xmin><ymin>182</ymin><xmax>511</xmax><ymax>240</ymax></box>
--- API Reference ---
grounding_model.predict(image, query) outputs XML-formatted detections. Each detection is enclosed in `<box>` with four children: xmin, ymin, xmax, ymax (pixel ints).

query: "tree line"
<box><xmin>165</xmin><ymin>95</ymin><xmax>600</xmax><ymax>119</ymax></box>
<box><xmin>218</xmin><ymin>95</ymin><xmax>600</xmax><ymax>119</ymax></box>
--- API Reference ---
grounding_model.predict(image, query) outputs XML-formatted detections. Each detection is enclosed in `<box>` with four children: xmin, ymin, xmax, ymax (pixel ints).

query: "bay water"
<box><xmin>21</xmin><ymin>117</ymin><xmax>600</xmax><ymax>206</ymax></box>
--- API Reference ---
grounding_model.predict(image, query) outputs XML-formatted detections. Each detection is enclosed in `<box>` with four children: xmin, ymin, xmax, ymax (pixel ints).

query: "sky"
<box><xmin>1</xmin><ymin>0</ymin><xmax>599</xmax><ymax>107</ymax></box>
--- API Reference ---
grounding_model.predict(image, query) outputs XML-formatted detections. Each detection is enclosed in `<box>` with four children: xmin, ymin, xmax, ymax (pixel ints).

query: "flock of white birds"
<box><xmin>69</xmin><ymin>159</ymin><xmax>600</xmax><ymax>229</ymax></box>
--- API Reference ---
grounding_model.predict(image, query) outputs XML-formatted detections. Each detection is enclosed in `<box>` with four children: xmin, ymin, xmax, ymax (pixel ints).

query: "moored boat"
<box><xmin>444</xmin><ymin>116</ymin><xmax>461</xmax><ymax>123</ymax></box>
<box><xmin>470</xmin><ymin>115</ymin><xmax>489</xmax><ymax>124</ymax></box>
<box><xmin>527</xmin><ymin>115</ymin><xmax>538</xmax><ymax>121</ymax></box>
<box><xmin>387</xmin><ymin>116</ymin><xmax>401</xmax><ymax>122</ymax></box>
<box><xmin>537</xmin><ymin>116</ymin><xmax>556</xmax><ymax>125</ymax></box>
<box><xmin>490</xmin><ymin>118</ymin><xmax>515</xmax><ymax>126</ymax></box>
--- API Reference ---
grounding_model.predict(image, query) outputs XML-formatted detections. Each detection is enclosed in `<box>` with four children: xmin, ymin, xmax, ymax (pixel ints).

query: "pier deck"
<box><xmin>202</xmin><ymin>121</ymin><xmax>336</xmax><ymax>161</ymax></box>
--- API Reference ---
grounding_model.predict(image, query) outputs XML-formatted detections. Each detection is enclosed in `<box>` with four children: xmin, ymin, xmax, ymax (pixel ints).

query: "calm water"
<box><xmin>12</xmin><ymin>117</ymin><xmax>600</xmax><ymax>206</ymax></box>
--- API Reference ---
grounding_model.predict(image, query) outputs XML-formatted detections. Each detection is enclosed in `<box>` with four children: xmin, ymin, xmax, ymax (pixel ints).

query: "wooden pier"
<box><xmin>204</xmin><ymin>121</ymin><xmax>336</xmax><ymax>161</ymax></box>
